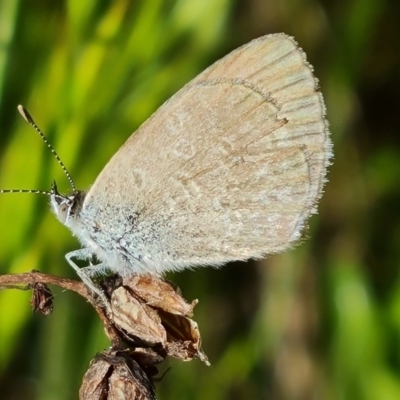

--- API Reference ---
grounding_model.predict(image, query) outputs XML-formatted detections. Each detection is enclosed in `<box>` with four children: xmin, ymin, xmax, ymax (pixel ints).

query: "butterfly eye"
<box><xmin>58</xmin><ymin>203</ymin><xmax>69</xmax><ymax>223</ymax></box>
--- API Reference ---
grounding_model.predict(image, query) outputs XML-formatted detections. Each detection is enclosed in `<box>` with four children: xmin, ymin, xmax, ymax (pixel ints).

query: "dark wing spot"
<box><xmin>127</xmin><ymin>212</ymin><xmax>140</xmax><ymax>226</ymax></box>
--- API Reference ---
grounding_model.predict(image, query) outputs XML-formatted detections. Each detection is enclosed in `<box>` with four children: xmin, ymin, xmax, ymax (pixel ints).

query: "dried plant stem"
<box><xmin>0</xmin><ymin>271</ymin><xmax>122</xmax><ymax>344</ymax></box>
<box><xmin>0</xmin><ymin>271</ymin><xmax>87</xmax><ymax>296</ymax></box>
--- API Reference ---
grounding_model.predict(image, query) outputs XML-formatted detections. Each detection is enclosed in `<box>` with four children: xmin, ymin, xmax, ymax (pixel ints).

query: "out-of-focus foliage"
<box><xmin>0</xmin><ymin>0</ymin><xmax>399</xmax><ymax>399</ymax></box>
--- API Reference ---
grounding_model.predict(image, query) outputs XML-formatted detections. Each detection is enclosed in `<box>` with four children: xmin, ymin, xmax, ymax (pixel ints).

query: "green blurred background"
<box><xmin>0</xmin><ymin>0</ymin><xmax>399</xmax><ymax>399</ymax></box>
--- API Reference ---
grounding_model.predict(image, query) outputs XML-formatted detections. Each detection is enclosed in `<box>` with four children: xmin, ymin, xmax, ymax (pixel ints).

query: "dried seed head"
<box><xmin>79</xmin><ymin>351</ymin><xmax>157</xmax><ymax>400</ymax></box>
<box><xmin>30</xmin><ymin>282</ymin><xmax>53</xmax><ymax>316</ymax></box>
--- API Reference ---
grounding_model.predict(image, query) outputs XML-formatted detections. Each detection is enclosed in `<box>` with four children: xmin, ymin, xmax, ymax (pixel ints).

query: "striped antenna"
<box><xmin>0</xmin><ymin>189</ymin><xmax>52</xmax><ymax>195</ymax></box>
<box><xmin>0</xmin><ymin>106</ymin><xmax>76</xmax><ymax>196</ymax></box>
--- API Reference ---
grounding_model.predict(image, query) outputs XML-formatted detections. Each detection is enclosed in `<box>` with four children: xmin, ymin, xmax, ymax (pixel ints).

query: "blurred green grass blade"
<box><xmin>0</xmin><ymin>0</ymin><xmax>19</xmax><ymax>106</ymax></box>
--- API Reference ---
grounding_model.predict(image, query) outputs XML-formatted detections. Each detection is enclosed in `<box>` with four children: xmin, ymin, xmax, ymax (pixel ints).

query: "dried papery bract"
<box><xmin>108</xmin><ymin>274</ymin><xmax>209</xmax><ymax>365</ymax></box>
<box><xmin>111</xmin><ymin>285</ymin><xmax>168</xmax><ymax>346</ymax></box>
<box><xmin>123</xmin><ymin>275</ymin><xmax>197</xmax><ymax>316</ymax></box>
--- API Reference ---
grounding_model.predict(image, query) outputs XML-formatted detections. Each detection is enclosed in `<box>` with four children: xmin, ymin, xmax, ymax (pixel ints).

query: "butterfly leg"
<box><xmin>65</xmin><ymin>249</ymin><xmax>110</xmax><ymax>307</ymax></box>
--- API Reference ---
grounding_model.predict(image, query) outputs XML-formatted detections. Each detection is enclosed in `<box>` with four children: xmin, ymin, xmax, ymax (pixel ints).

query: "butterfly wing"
<box><xmin>83</xmin><ymin>33</ymin><xmax>332</xmax><ymax>272</ymax></box>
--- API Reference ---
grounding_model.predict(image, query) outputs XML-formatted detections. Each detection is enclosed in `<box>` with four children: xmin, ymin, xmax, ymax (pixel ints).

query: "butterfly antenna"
<box><xmin>0</xmin><ymin>188</ymin><xmax>52</xmax><ymax>195</ymax></box>
<box><xmin>17</xmin><ymin>105</ymin><xmax>76</xmax><ymax>194</ymax></box>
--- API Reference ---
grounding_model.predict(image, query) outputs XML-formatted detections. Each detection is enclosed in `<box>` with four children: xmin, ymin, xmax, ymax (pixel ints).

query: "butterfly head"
<box><xmin>50</xmin><ymin>181</ymin><xmax>84</xmax><ymax>227</ymax></box>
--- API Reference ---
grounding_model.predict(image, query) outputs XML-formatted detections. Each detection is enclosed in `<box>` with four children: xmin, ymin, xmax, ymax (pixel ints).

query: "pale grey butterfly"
<box><xmin>2</xmin><ymin>34</ymin><xmax>332</xmax><ymax>300</ymax></box>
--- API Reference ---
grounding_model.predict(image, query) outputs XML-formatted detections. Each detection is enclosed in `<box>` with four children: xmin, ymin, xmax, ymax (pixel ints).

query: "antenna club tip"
<box><xmin>15</xmin><ymin>106</ymin><xmax>76</xmax><ymax>192</ymax></box>
<box><xmin>17</xmin><ymin>105</ymin><xmax>34</xmax><ymax>125</ymax></box>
